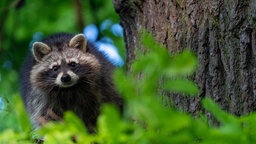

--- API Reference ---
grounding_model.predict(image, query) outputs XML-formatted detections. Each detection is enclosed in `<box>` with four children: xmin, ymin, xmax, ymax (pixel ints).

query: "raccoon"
<box><xmin>20</xmin><ymin>33</ymin><xmax>123</xmax><ymax>132</ymax></box>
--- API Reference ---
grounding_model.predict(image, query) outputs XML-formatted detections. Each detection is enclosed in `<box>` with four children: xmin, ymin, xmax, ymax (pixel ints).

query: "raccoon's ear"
<box><xmin>32</xmin><ymin>42</ymin><xmax>52</xmax><ymax>62</ymax></box>
<box><xmin>69</xmin><ymin>34</ymin><xmax>87</xmax><ymax>52</ymax></box>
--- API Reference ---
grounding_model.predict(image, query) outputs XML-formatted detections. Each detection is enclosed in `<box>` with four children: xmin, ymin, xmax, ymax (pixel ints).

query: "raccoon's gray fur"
<box><xmin>20</xmin><ymin>33</ymin><xmax>123</xmax><ymax>132</ymax></box>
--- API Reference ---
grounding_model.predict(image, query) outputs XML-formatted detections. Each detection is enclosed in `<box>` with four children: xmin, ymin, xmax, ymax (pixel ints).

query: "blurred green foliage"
<box><xmin>1</xmin><ymin>31</ymin><xmax>256</xmax><ymax>143</ymax></box>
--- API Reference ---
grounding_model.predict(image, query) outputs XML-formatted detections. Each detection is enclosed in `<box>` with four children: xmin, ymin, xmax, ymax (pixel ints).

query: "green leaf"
<box><xmin>141</xmin><ymin>31</ymin><xmax>167</xmax><ymax>53</ymax></box>
<box><xmin>0</xmin><ymin>129</ymin><xmax>31</xmax><ymax>143</ymax></box>
<box><xmin>12</xmin><ymin>94</ymin><xmax>31</xmax><ymax>133</ymax></box>
<box><xmin>114</xmin><ymin>69</ymin><xmax>137</xmax><ymax>99</ymax></box>
<box><xmin>165</xmin><ymin>50</ymin><xmax>198</xmax><ymax>77</ymax></box>
<box><xmin>97</xmin><ymin>104</ymin><xmax>130</xmax><ymax>143</ymax></box>
<box><xmin>203</xmin><ymin>98</ymin><xmax>238</xmax><ymax>125</ymax></box>
<box><xmin>64</xmin><ymin>112</ymin><xmax>87</xmax><ymax>133</ymax></box>
<box><xmin>164</xmin><ymin>78</ymin><xmax>199</xmax><ymax>96</ymax></box>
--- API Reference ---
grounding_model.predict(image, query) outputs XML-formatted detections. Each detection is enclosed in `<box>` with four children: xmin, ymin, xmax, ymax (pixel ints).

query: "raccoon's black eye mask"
<box><xmin>51</xmin><ymin>65</ymin><xmax>60</xmax><ymax>72</ymax></box>
<box><xmin>68</xmin><ymin>61</ymin><xmax>77</xmax><ymax>68</ymax></box>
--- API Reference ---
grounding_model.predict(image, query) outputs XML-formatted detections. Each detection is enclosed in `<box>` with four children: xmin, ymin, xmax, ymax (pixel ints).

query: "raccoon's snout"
<box><xmin>61</xmin><ymin>74</ymin><xmax>71</xmax><ymax>83</ymax></box>
<box><xmin>55</xmin><ymin>71</ymin><xmax>79</xmax><ymax>88</ymax></box>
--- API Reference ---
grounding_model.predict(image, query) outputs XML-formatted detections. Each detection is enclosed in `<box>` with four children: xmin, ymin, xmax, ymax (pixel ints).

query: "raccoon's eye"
<box><xmin>69</xmin><ymin>61</ymin><xmax>77</xmax><ymax>68</ymax></box>
<box><xmin>52</xmin><ymin>65</ymin><xmax>59</xmax><ymax>71</ymax></box>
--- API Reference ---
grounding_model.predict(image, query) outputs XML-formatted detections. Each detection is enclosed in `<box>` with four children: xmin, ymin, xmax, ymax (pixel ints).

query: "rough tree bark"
<box><xmin>113</xmin><ymin>0</ymin><xmax>256</xmax><ymax>116</ymax></box>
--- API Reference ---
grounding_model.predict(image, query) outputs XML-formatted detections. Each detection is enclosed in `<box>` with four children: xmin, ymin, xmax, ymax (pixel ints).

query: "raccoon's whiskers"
<box><xmin>80</xmin><ymin>78</ymin><xmax>94</xmax><ymax>86</ymax></box>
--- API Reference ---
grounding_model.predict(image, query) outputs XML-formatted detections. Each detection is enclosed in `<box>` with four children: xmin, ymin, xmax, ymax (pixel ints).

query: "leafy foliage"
<box><xmin>1</xmin><ymin>32</ymin><xmax>256</xmax><ymax>143</ymax></box>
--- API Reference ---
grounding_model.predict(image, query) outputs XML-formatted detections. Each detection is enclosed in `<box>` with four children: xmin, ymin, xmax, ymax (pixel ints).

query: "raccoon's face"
<box><xmin>46</xmin><ymin>53</ymin><xmax>80</xmax><ymax>88</ymax></box>
<box><xmin>30</xmin><ymin>34</ymin><xmax>101</xmax><ymax>89</ymax></box>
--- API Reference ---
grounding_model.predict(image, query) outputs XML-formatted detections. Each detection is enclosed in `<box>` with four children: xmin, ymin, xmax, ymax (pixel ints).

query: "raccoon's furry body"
<box><xmin>20</xmin><ymin>33</ymin><xmax>123</xmax><ymax>132</ymax></box>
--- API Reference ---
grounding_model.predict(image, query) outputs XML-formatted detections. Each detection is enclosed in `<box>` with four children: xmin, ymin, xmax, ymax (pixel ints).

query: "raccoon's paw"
<box><xmin>38</xmin><ymin>109</ymin><xmax>62</xmax><ymax>125</ymax></box>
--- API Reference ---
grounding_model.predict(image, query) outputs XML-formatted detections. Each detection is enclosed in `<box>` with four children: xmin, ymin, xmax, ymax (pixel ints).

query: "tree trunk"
<box><xmin>113</xmin><ymin>0</ymin><xmax>256</xmax><ymax>116</ymax></box>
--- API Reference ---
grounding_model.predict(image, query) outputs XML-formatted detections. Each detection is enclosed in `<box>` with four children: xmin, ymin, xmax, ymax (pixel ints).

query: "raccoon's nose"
<box><xmin>61</xmin><ymin>74</ymin><xmax>71</xmax><ymax>83</ymax></box>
